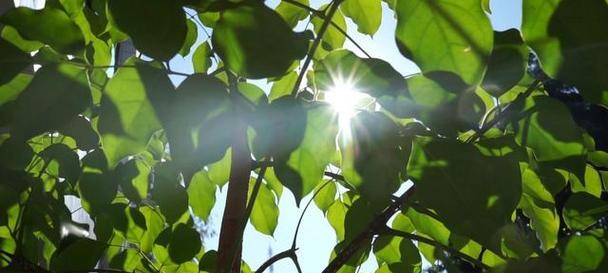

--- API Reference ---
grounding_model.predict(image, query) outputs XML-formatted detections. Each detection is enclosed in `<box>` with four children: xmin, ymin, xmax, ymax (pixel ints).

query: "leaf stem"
<box><xmin>282</xmin><ymin>0</ymin><xmax>371</xmax><ymax>58</ymax></box>
<box><xmin>382</xmin><ymin>227</ymin><xmax>490</xmax><ymax>270</ymax></box>
<box><xmin>255</xmin><ymin>248</ymin><xmax>297</xmax><ymax>273</ymax></box>
<box><xmin>291</xmin><ymin>0</ymin><xmax>345</xmax><ymax>96</ymax></box>
<box><xmin>321</xmin><ymin>186</ymin><xmax>416</xmax><ymax>273</ymax></box>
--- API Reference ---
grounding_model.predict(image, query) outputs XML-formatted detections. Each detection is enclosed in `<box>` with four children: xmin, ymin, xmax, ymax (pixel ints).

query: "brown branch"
<box><xmin>382</xmin><ymin>227</ymin><xmax>490</xmax><ymax>270</ymax></box>
<box><xmin>321</xmin><ymin>186</ymin><xmax>416</xmax><ymax>273</ymax></box>
<box><xmin>216</xmin><ymin>72</ymin><xmax>253</xmax><ymax>273</ymax></box>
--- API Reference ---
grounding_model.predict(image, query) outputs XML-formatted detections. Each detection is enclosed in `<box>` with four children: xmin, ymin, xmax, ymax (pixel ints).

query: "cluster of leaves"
<box><xmin>0</xmin><ymin>0</ymin><xmax>607</xmax><ymax>273</ymax></box>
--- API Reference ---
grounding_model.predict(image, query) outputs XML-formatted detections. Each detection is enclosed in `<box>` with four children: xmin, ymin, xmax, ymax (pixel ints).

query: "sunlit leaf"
<box><xmin>250</xmin><ymin>181</ymin><xmax>279</xmax><ymax>236</ymax></box>
<box><xmin>0</xmin><ymin>6</ymin><xmax>85</xmax><ymax>54</ymax></box>
<box><xmin>188</xmin><ymin>170</ymin><xmax>217</xmax><ymax>222</ymax></box>
<box><xmin>563</xmin><ymin>192</ymin><xmax>608</xmax><ymax>231</ymax></box>
<box><xmin>395</xmin><ymin>0</ymin><xmax>493</xmax><ymax>85</ymax></box>
<box><xmin>98</xmin><ymin>58</ymin><xmax>174</xmax><ymax>168</ymax></box>
<box><xmin>341</xmin><ymin>0</ymin><xmax>382</xmax><ymax>36</ymax></box>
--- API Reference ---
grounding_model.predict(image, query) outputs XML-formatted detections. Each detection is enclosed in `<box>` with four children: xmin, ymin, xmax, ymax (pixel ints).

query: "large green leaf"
<box><xmin>522</xmin><ymin>0</ymin><xmax>608</xmax><ymax>104</ymax></box>
<box><xmin>406</xmin><ymin>74</ymin><xmax>486</xmax><ymax>137</ymax></box>
<box><xmin>275</xmin><ymin>0</ymin><xmax>310</xmax><ymax>28</ymax></box>
<box><xmin>274</xmin><ymin>104</ymin><xmax>338</xmax><ymax>203</ymax></box>
<box><xmin>395</xmin><ymin>0</ymin><xmax>493</xmax><ymax>85</ymax></box>
<box><xmin>314</xmin><ymin>180</ymin><xmax>337</xmax><ymax>213</ymax></box>
<box><xmin>211</xmin><ymin>1</ymin><xmax>309</xmax><ymax>79</ymax></box>
<box><xmin>152</xmin><ymin>163</ymin><xmax>189</xmax><ymax>224</ymax></box>
<box><xmin>563</xmin><ymin>192</ymin><xmax>608</xmax><ymax>231</ymax></box>
<box><xmin>188</xmin><ymin>170</ymin><xmax>217</xmax><ymax>222</ymax></box>
<box><xmin>168</xmin><ymin>224</ymin><xmax>202</xmax><ymax>264</ymax></box>
<box><xmin>373</xmin><ymin>235</ymin><xmax>422</xmax><ymax>273</ymax></box>
<box><xmin>0</xmin><ymin>7</ymin><xmax>85</xmax><ymax>54</ymax></box>
<box><xmin>167</xmin><ymin>74</ymin><xmax>232</xmax><ymax>175</ymax></box>
<box><xmin>39</xmin><ymin>143</ymin><xmax>81</xmax><ymax>185</ymax></box>
<box><xmin>107</xmin><ymin>0</ymin><xmax>187</xmax><ymax>60</ymax></box>
<box><xmin>0</xmin><ymin>38</ymin><xmax>31</xmax><ymax>85</ymax></box>
<box><xmin>115</xmin><ymin>158</ymin><xmax>150</xmax><ymax>203</ymax></box>
<box><xmin>340</xmin><ymin>112</ymin><xmax>402</xmax><ymax>209</ymax></box>
<box><xmin>192</xmin><ymin>41</ymin><xmax>212</xmax><ymax>74</ymax></box>
<box><xmin>519</xmin><ymin>167</ymin><xmax>559</xmax><ymax>251</ymax></box>
<box><xmin>313</xmin><ymin>49</ymin><xmax>406</xmax><ymax>99</ymax></box>
<box><xmin>407</xmin><ymin>137</ymin><xmax>522</xmax><ymax>249</ymax></box>
<box><xmin>50</xmin><ymin>237</ymin><xmax>106</xmax><ymax>272</ymax></box>
<box><xmin>341</xmin><ymin>0</ymin><xmax>382</xmax><ymax>36</ymax></box>
<box><xmin>560</xmin><ymin>235</ymin><xmax>607</xmax><ymax>273</ymax></box>
<box><xmin>10</xmin><ymin>63</ymin><xmax>90</xmax><ymax>140</ymax></box>
<box><xmin>509</xmin><ymin>95</ymin><xmax>587</xmax><ymax>179</ymax></box>
<box><xmin>98</xmin><ymin>58</ymin><xmax>174</xmax><ymax>168</ymax></box>
<box><xmin>250</xmin><ymin>180</ymin><xmax>279</xmax><ymax>236</ymax></box>
<box><xmin>481</xmin><ymin>29</ymin><xmax>528</xmax><ymax>97</ymax></box>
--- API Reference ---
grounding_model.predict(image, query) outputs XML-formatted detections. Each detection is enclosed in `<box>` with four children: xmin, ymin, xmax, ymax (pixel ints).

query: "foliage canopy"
<box><xmin>1</xmin><ymin>0</ymin><xmax>608</xmax><ymax>273</ymax></box>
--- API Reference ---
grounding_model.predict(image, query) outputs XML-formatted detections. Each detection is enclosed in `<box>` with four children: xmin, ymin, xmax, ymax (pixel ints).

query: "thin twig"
<box><xmin>282</xmin><ymin>0</ymin><xmax>371</xmax><ymax>58</ymax></box>
<box><xmin>255</xmin><ymin>248</ymin><xmax>297</xmax><ymax>273</ymax></box>
<box><xmin>291</xmin><ymin>179</ymin><xmax>335</xmax><ymax>249</ymax></box>
<box><xmin>382</xmin><ymin>227</ymin><xmax>490</xmax><ymax>270</ymax></box>
<box><xmin>291</xmin><ymin>0</ymin><xmax>345</xmax><ymax>96</ymax></box>
<box><xmin>321</xmin><ymin>186</ymin><xmax>416</xmax><ymax>273</ymax></box>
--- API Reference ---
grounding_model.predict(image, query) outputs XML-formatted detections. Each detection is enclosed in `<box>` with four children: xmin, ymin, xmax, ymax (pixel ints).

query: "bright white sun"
<box><xmin>323</xmin><ymin>80</ymin><xmax>370</xmax><ymax>134</ymax></box>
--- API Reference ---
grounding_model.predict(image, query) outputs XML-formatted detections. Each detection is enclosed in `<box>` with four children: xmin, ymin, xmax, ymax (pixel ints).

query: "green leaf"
<box><xmin>373</xmin><ymin>235</ymin><xmax>422</xmax><ymax>273</ymax></box>
<box><xmin>212</xmin><ymin>1</ymin><xmax>309</xmax><ymax>79</ymax></box>
<box><xmin>0</xmin><ymin>73</ymin><xmax>31</xmax><ymax>106</ymax></box>
<box><xmin>188</xmin><ymin>170</ymin><xmax>217</xmax><ymax>222</ymax></box>
<box><xmin>406</xmin><ymin>74</ymin><xmax>485</xmax><ymax>136</ymax></box>
<box><xmin>192</xmin><ymin>41</ymin><xmax>212</xmax><ymax>73</ymax></box>
<box><xmin>395</xmin><ymin>0</ymin><xmax>493</xmax><ymax>85</ymax></box>
<box><xmin>509</xmin><ymin>96</ymin><xmax>587</xmax><ymax>179</ymax></box>
<box><xmin>0</xmin><ymin>138</ymin><xmax>33</xmax><ymax>171</ymax></box>
<box><xmin>340</xmin><ymin>112</ymin><xmax>402</xmax><ymax>208</ymax></box>
<box><xmin>341</xmin><ymin>0</ymin><xmax>382</xmax><ymax>36</ymax></box>
<box><xmin>98</xmin><ymin>58</ymin><xmax>174</xmax><ymax>168</ymax></box>
<box><xmin>407</xmin><ymin>137</ymin><xmax>522</xmax><ymax>249</ymax></box>
<box><xmin>168</xmin><ymin>224</ymin><xmax>202</xmax><ymax>264</ymax></box>
<box><xmin>314</xmin><ymin>180</ymin><xmax>337</xmax><ymax>213</ymax></box>
<box><xmin>519</xmin><ymin>167</ymin><xmax>559</xmax><ymax>251</ymax></box>
<box><xmin>78</xmin><ymin>173</ymin><xmax>118</xmax><ymax>214</ymax></box>
<box><xmin>327</xmin><ymin>199</ymin><xmax>348</xmax><ymax>241</ymax></box>
<box><xmin>0</xmin><ymin>7</ymin><xmax>85</xmax><ymax>54</ymax></box>
<box><xmin>207</xmin><ymin>149</ymin><xmax>231</xmax><ymax>187</ymax></box>
<box><xmin>563</xmin><ymin>192</ymin><xmax>608</xmax><ymax>231</ymax></box>
<box><xmin>166</xmin><ymin>74</ymin><xmax>232</xmax><ymax>175</ymax></box>
<box><xmin>313</xmin><ymin>49</ymin><xmax>406</xmax><ymax>99</ymax></box>
<box><xmin>1</xmin><ymin>25</ymin><xmax>44</xmax><ymax>52</ymax></box>
<box><xmin>522</xmin><ymin>0</ymin><xmax>608</xmax><ymax>104</ymax></box>
<box><xmin>39</xmin><ymin>143</ymin><xmax>81</xmax><ymax>185</ymax></box>
<box><xmin>250</xmin><ymin>181</ymin><xmax>279</xmax><ymax>236</ymax></box>
<box><xmin>274</xmin><ymin>104</ymin><xmax>338</xmax><ymax>203</ymax></box>
<box><xmin>275</xmin><ymin>0</ymin><xmax>310</xmax><ymax>28</ymax></box>
<box><xmin>152</xmin><ymin>163</ymin><xmax>189</xmax><ymax>223</ymax></box>
<box><xmin>50</xmin><ymin>237</ymin><xmax>106</xmax><ymax>272</ymax></box>
<box><xmin>482</xmin><ymin>0</ymin><xmax>492</xmax><ymax>13</ymax></box>
<box><xmin>0</xmin><ymin>38</ymin><xmax>31</xmax><ymax>85</ymax></box>
<box><xmin>58</xmin><ymin>116</ymin><xmax>100</xmax><ymax>151</ymax></box>
<box><xmin>180</xmin><ymin>20</ymin><xmax>198</xmax><ymax>56</ymax></box>
<box><xmin>570</xmin><ymin>164</ymin><xmax>603</xmax><ymax>197</ymax></box>
<box><xmin>107</xmin><ymin>0</ymin><xmax>187</xmax><ymax>60</ymax></box>
<box><xmin>560</xmin><ymin>235</ymin><xmax>607</xmax><ymax>273</ymax></box>
<box><xmin>312</xmin><ymin>4</ymin><xmax>347</xmax><ymax>51</ymax></box>
<box><xmin>10</xmin><ymin>63</ymin><xmax>90</xmax><ymax>140</ymax></box>
<box><xmin>481</xmin><ymin>29</ymin><xmax>528</xmax><ymax>97</ymax></box>
<box><xmin>115</xmin><ymin>159</ymin><xmax>150</xmax><ymax>203</ymax></box>
<box><xmin>269</xmin><ymin>71</ymin><xmax>298</xmax><ymax>102</ymax></box>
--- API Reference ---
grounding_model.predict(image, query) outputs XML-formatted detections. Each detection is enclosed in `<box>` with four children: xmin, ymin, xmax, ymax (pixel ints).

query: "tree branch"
<box><xmin>255</xmin><ymin>248</ymin><xmax>297</xmax><ymax>273</ymax></box>
<box><xmin>291</xmin><ymin>0</ymin><xmax>345</xmax><ymax>96</ymax></box>
<box><xmin>382</xmin><ymin>227</ymin><xmax>490</xmax><ymax>270</ymax></box>
<box><xmin>282</xmin><ymin>0</ymin><xmax>371</xmax><ymax>58</ymax></box>
<box><xmin>321</xmin><ymin>186</ymin><xmax>416</xmax><ymax>273</ymax></box>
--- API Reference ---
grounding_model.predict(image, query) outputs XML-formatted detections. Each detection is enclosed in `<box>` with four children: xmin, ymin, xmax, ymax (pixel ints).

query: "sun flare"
<box><xmin>323</xmin><ymin>80</ymin><xmax>371</xmax><ymax>136</ymax></box>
